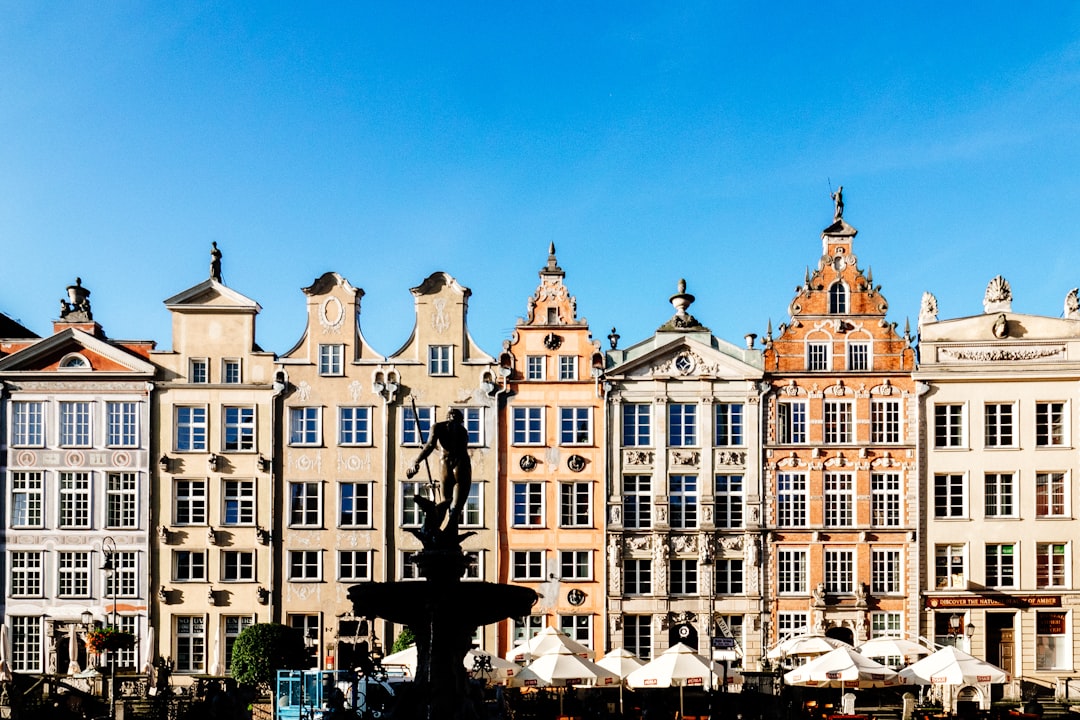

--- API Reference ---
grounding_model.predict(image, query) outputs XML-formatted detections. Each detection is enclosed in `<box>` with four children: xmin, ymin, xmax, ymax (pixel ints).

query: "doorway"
<box><xmin>826</xmin><ymin>626</ymin><xmax>854</xmax><ymax>646</ymax></box>
<box><xmin>986</xmin><ymin>612</ymin><xmax>1015</xmax><ymax>702</ymax></box>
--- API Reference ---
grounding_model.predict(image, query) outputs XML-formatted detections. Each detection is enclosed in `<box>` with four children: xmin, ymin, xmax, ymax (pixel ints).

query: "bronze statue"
<box><xmin>831</xmin><ymin>185</ymin><xmax>844</xmax><ymax>220</ymax></box>
<box><xmin>210</xmin><ymin>242</ymin><xmax>222</xmax><ymax>282</ymax></box>
<box><xmin>406</xmin><ymin>408</ymin><xmax>472</xmax><ymax>529</ymax></box>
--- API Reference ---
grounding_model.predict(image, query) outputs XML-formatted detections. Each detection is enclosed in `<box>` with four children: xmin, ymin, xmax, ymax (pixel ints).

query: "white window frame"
<box><xmin>58</xmin><ymin>472</ymin><xmax>91</xmax><ymax>529</ymax></box>
<box><xmin>984</xmin><ymin>472</ymin><xmax>1015</xmax><ymax>518</ymax></box>
<box><xmin>714</xmin><ymin>403</ymin><xmax>744</xmax><ymax>446</ymax></box>
<box><xmin>221</xmin><ymin>550</ymin><xmax>256</xmax><ymax>582</ymax></box>
<box><xmin>668</xmin><ymin>403</ymin><xmax>698</xmax><ymax>447</ymax></box>
<box><xmin>288</xmin><ymin>481</ymin><xmax>322</xmax><ymax>528</ymax></box>
<box><xmin>189</xmin><ymin>358</ymin><xmax>208</xmax><ymax>384</ymax></box>
<box><xmin>338</xmin><ymin>481</ymin><xmax>371</xmax><ymax>528</ymax></box>
<box><xmin>622</xmin><ymin>403</ymin><xmax>651</xmax><ymax>447</ymax></box>
<box><xmin>1036</xmin><ymin>401</ymin><xmax>1068</xmax><ymax>447</ymax></box>
<box><xmin>174</xmin><ymin>479</ymin><xmax>207</xmax><ymax>525</ymax></box>
<box><xmin>559</xmin><ymin>550</ymin><xmax>592</xmax><ymax>581</ymax></box>
<box><xmin>223</xmin><ymin>405</ymin><xmax>256</xmax><ymax>452</ymax></box>
<box><xmin>934</xmin><ymin>404</ymin><xmax>966</xmax><ymax>448</ymax></box>
<box><xmin>559</xmin><ymin>615</ymin><xmax>592</xmax><ymax>650</ymax></box>
<box><xmin>338</xmin><ymin>406</ymin><xmax>372</xmax><ymax>446</ymax></box>
<box><xmin>288</xmin><ymin>550</ymin><xmax>322</xmax><ymax>581</ymax></box>
<box><xmin>777</xmin><ymin>549</ymin><xmax>808</xmax><ymax>594</ymax></box>
<box><xmin>1036</xmin><ymin>542</ymin><xmax>1068</xmax><ymax>589</ymax></box>
<box><xmin>935</xmin><ymin>544</ymin><xmax>967</xmax><ymax>589</ymax></box>
<box><xmin>824</xmin><ymin>549</ymin><xmax>854</xmax><ymax>594</ymax></box>
<box><xmin>512</xmin><ymin>481</ymin><xmax>544</xmax><ymax>528</ymax></box>
<box><xmin>106</xmin><ymin>401</ymin><xmax>139</xmax><ymax>448</ymax></box>
<box><xmin>824</xmin><ymin>473</ymin><xmax>854</xmax><ymax>527</ymax></box>
<box><xmin>525</xmin><ymin>355</ymin><xmax>545</xmax><ymax>380</ymax></box>
<box><xmin>871</xmin><ymin>549</ymin><xmax>902</xmax><ymax>594</ymax></box>
<box><xmin>558</xmin><ymin>355</ymin><xmax>577</xmax><ymax>381</ymax></box>
<box><xmin>984</xmin><ymin>402</ymin><xmax>1015</xmax><ymax>448</ymax></box>
<box><xmin>823</xmin><ymin>400</ymin><xmax>853</xmax><ymax>444</ymax></box>
<box><xmin>11</xmin><ymin>401</ymin><xmax>44</xmax><ymax>447</ymax></box>
<box><xmin>57</xmin><ymin>551</ymin><xmax>91</xmax><ymax>598</ymax></box>
<box><xmin>829</xmin><ymin>282</ymin><xmax>848</xmax><ymax>314</ymax></box>
<box><xmin>871</xmin><ymin>473</ymin><xmax>901</xmax><ymax>527</ymax></box>
<box><xmin>511</xmin><ymin>550</ymin><xmax>545</xmax><ymax>581</ymax></box>
<box><xmin>10</xmin><ymin>471</ymin><xmax>44</xmax><ymax>528</ymax></box>
<box><xmin>777</xmin><ymin>473</ymin><xmax>807</xmax><ymax>527</ymax></box>
<box><xmin>223</xmin><ymin>479</ymin><xmax>256</xmax><ymax>526</ymax></box>
<box><xmin>337</xmin><ymin>550</ymin><xmax>372</xmax><ymax>582</ymax></box>
<box><xmin>401</xmin><ymin>481</ymin><xmax>430</xmax><ymax>527</ymax></box>
<box><xmin>222</xmin><ymin>359</ymin><xmax>241</xmax><ymax>384</ymax></box>
<box><xmin>807</xmin><ymin>341</ymin><xmax>830</xmax><ymax>371</ymax></box>
<box><xmin>402</xmin><ymin>406</ymin><xmax>434</xmax><ymax>446</ymax></box>
<box><xmin>624</xmin><ymin>615</ymin><xmax>652</xmax><ymax>660</ymax></box>
<box><xmin>559</xmin><ymin>407</ymin><xmax>592</xmax><ymax>445</ymax></box>
<box><xmin>427</xmin><ymin>345</ymin><xmax>452</xmax><ymax>376</ymax></box>
<box><xmin>288</xmin><ymin>407</ymin><xmax>321</xmax><ymax>447</ymax></box>
<box><xmin>669</xmin><ymin>475</ymin><xmax>698</xmax><ymax>529</ymax></box>
<box><xmin>173</xmin><ymin>550</ymin><xmax>207</xmax><ymax>581</ymax></box>
<box><xmin>871</xmin><ymin>399</ymin><xmax>901</xmax><ymax>444</ymax></box>
<box><xmin>715</xmin><ymin>474</ymin><xmax>744</xmax><ymax>529</ymax></box>
<box><xmin>175</xmin><ymin>405</ymin><xmax>208</xmax><ymax>452</ymax></box>
<box><xmin>511</xmin><ymin>406</ymin><xmax>543</xmax><ymax>445</ymax></box>
<box><xmin>778</xmin><ymin>401</ymin><xmax>807</xmax><ymax>444</ymax></box>
<box><xmin>934</xmin><ymin>473</ymin><xmax>967</xmax><ymax>518</ymax></box>
<box><xmin>318</xmin><ymin>344</ymin><xmax>344</xmax><ymax>376</ymax></box>
<box><xmin>623</xmin><ymin>475</ymin><xmax>652</xmax><ymax>530</ymax></box>
<box><xmin>985</xmin><ymin>543</ymin><xmax>1016</xmax><ymax>589</ymax></box>
<box><xmin>9</xmin><ymin>551</ymin><xmax>43</xmax><ymax>597</ymax></box>
<box><xmin>106</xmin><ymin>471</ymin><xmax>138</xmax><ymax>529</ymax></box>
<box><xmin>455</xmin><ymin>406</ymin><xmax>484</xmax><ymax>447</ymax></box>
<box><xmin>559</xmin><ymin>482</ymin><xmax>591</xmax><ymax>528</ymax></box>
<box><xmin>1036</xmin><ymin>471</ymin><xmax>1069</xmax><ymax>517</ymax></box>
<box><xmin>175</xmin><ymin>615</ymin><xmax>206</xmax><ymax>673</ymax></box>
<box><xmin>59</xmin><ymin>401</ymin><xmax>92</xmax><ymax>448</ymax></box>
<box><xmin>847</xmin><ymin>340</ymin><xmax>871</xmax><ymax>371</ymax></box>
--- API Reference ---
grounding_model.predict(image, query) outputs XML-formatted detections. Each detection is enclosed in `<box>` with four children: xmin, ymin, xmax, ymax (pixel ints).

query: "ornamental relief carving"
<box><xmin>780</xmin><ymin>380</ymin><xmax>803</xmax><ymax>396</ymax></box>
<box><xmin>319</xmin><ymin>296</ymin><xmax>345</xmax><ymax>334</ymax></box>
<box><xmin>776</xmin><ymin>454</ymin><xmax>804</xmax><ymax>469</ymax></box>
<box><xmin>336</xmin><ymin>452</ymin><xmax>372</xmax><ymax>473</ymax></box>
<box><xmin>431</xmin><ymin>298</ymin><xmax>451</xmax><ymax>333</ymax></box>
<box><xmin>623</xmin><ymin>449</ymin><xmax>653</xmax><ymax>466</ymax></box>
<box><xmin>718</xmin><ymin>534</ymin><xmax>744</xmax><ymax>551</ymax></box>
<box><xmin>626</xmin><ymin>536</ymin><xmax>652</xmax><ymax>552</ymax></box>
<box><xmin>939</xmin><ymin>346</ymin><xmax>1065</xmax><ymax>362</ymax></box>
<box><xmin>652</xmin><ymin>349</ymin><xmax>723</xmax><ymax>376</ymax></box>
<box><xmin>671</xmin><ymin>534</ymin><xmax>697</xmax><ymax>554</ymax></box>
<box><xmin>826</xmin><ymin>382</ymin><xmax>847</xmax><ymax>396</ymax></box>
<box><xmin>295</xmin><ymin>381</ymin><xmax>312</xmax><ymax>402</ymax></box>
<box><xmin>715</xmin><ymin>450</ymin><xmax>746</xmax><ymax>466</ymax></box>
<box><xmin>670</xmin><ymin>450</ymin><xmax>700</xmax><ymax>466</ymax></box>
<box><xmin>823</xmin><ymin>455</ymin><xmax>848</xmax><ymax>468</ymax></box>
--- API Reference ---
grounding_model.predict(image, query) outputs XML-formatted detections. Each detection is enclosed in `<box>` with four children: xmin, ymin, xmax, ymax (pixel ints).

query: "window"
<box><xmin>428</xmin><ymin>345</ymin><xmax>452</xmax><ymax>376</ymax></box>
<box><xmin>174</xmin><ymin>550</ymin><xmax>207</xmax><ymax>581</ymax></box>
<box><xmin>175</xmin><ymin>406</ymin><xmax>207</xmax><ymax>451</ymax></box>
<box><xmin>222</xmin><ymin>551</ymin><xmax>255</xmax><ymax>581</ymax></box>
<box><xmin>511</xmin><ymin>550</ymin><xmax>544</xmax><ymax>581</ymax></box>
<box><xmin>560</xmin><ymin>550</ymin><xmax>591</xmax><ymax>580</ymax></box>
<box><xmin>401</xmin><ymin>482</ymin><xmax>429</xmax><ymax>527</ymax></box>
<box><xmin>9</xmin><ymin>551</ymin><xmax>43</xmax><ymax>597</ymax></box>
<box><xmin>512</xmin><ymin>615</ymin><xmax>545</xmax><ymax>645</ymax></box>
<box><xmin>624</xmin><ymin>559</ymin><xmax>652</xmax><ymax>595</ymax></box>
<box><xmin>1036</xmin><ymin>612</ymin><xmax>1069</xmax><ymax>670</ymax></box>
<box><xmin>463</xmin><ymin>551</ymin><xmax>482</xmax><ymax>580</ymax></box>
<box><xmin>10</xmin><ymin>616</ymin><xmax>41</xmax><ymax>672</ymax></box>
<box><xmin>1036</xmin><ymin>543</ymin><xmax>1067</xmax><ymax>588</ymax></box>
<box><xmin>289</xmin><ymin>482</ymin><xmax>321</xmax><ymax>527</ymax></box>
<box><xmin>829</xmin><ymin>282</ymin><xmax>847</xmax><ymax>314</ymax></box>
<box><xmin>461</xmin><ymin>483</ymin><xmax>482</xmax><ymax>527</ymax></box>
<box><xmin>824</xmin><ymin>549</ymin><xmax>854</xmax><ymax>593</ymax></box>
<box><xmin>175</xmin><ymin>480</ymin><xmax>207</xmax><ymax>524</ymax></box>
<box><xmin>223</xmin><ymin>406</ymin><xmax>255</xmax><ymax>451</ymax></box>
<box><xmin>525</xmin><ymin>355</ymin><xmax>544</xmax><ymax>380</ymax></box>
<box><xmin>871</xmin><ymin>549</ymin><xmax>901</xmax><ymax>594</ymax></box>
<box><xmin>12</xmin><ymin>401</ymin><xmax>45</xmax><ymax>447</ymax></box>
<box><xmin>1036</xmin><ymin>472</ymin><xmax>1067</xmax><ymax>517</ymax></box>
<box><xmin>513</xmin><ymin>482</ymin><xmax>544</xmax><ymax>527</ymax></box>
<box><xmin>190</xmin><ymin>359</ymin><xmax>208</xmax><ymax>384</ymax></box>
<box><xmin>778</xmin><ymin>612</ymin><xmax>809</xmax><ymax>640</ymax></box>
<box><xmin>623</xmin><ymin>476</ymin><xmax>651</xmax><ymax>530</ymax></box>
<box><xmin>403</xmin><ymin>406</ymin><xmax>434</xmax><ymax>446</ymax></box>
<box><xmin>107</xmin><ymin>402</ymin><xmax>138</xmax><ymax>447</ymax></box>
<box><xmin>223</xmin><ymin>359</ymin><xmax>241</xmax><ymax>384</ymax></box>
<box><xmin>934</xmin><ymin>405</ymin><xmax>964</xmax><ymax>448</ymax></box>
<box><xmin>106</xmin><ymin>552</ymin><xmax>138</xmax><ymax>598</ymax></box>
<box><xmin>669</xmin><ymin>475</ymin><xmax>698</xmax><ymax>529</ymax></box>
<box><xmin>105</xmin><ymin>472</ymin><xmax>137</xmax><ymax>528</ymax></box>
<box><xmin>224</xmin><ymin>616</ymin><xmax>255</xmax><ymax>669</ymax></box>
<box><xmin>58</xmin><ymin>472</ymin><xmax>91</xmax><ymax>528</ymax></box>
<box><xmin>871</xmin><ymin>613</ymin><xmax>902</xmax><ymax>639</ymax></box>
<box><xmin>984</xmin><ymin>473</ymin><xmax>1015</xmax><ymax>517</ymax></box>
<box><xmin>847</xmin><ymin>341</ymin><xmax>870</xmax><ymax>371</ymax></box>
<box><xmin>622</xmin><ymin>404</ymin><xmax>651</xmax><ymax>446</ymax></box>
<box><xmin>671</xmin><ymin>559</ymin><xmax>698</xmax><ymax>594</ymax></box>
<box><xmin>985</xmin><ymin>544</ymin><xmax>1015</xmax><ymax>588</ymax></box>
<box><xmin>457</xmin><ymin>407</ymin><xmax>484</xmax><ymax>446</ymax></box>
<box><xmin>338</xmin><ymin>550</ymin><xmax>371</xmax><ymax>581</ymax></box>
<box><xmin>401</xmin><ymin>551</ymin><xmax>421</xmax><ymax>580</ymax></box>
<box><xmin>714</xmin><ymin>475</ymin><xmax>744</xmax><ymax>529</ymax></box>
<box><xmin>222</xmin><ymin>480</ymin><xmax>255</xmax><ymax>525</ymax></box>
<box><xmin>288</xmin><ymin>407</ymin><xmax>320</xmax><ymax>446</ymax></box>
<box><xmin>871</xmin><ymin>399</ymin><xmax>900</xmax><ymax>443</ymax></box>
<box><xmin>1036</xmin><ymin>402</ymin><xmax>1067</xmax><ymax>447</ymax></box>
<box><xmin>624</xmin><ymin>616</ymin><xmax>652</xmax><ymax>660</ymax></box>
<box><xmin>319</xmin><ymin>344</ymin><xmax>344</xmax><ymax>376</ymax></box>
<box><xmin>113</xmin><ymin>613</ymin><xmax>135</xmax><ymax>669</ymax></box>
<box><xmin>935</xmin><ymin>544</ymin><xmax>966</xmax><ymax>589</ymax></box>
<box><xmin>934</xmin><ymin>474</ymin><xmax>966</xmax><ymax>518</ymax></box>
<box><xmin>339</xmin><ymin>482</ymin><xmax>370</xmax><ymax>527</ymax></box>
<box><xmin>871</xmin><ymin>473</ymin><xmax>901</xmax><ymax>527</ymax></box>
<box><xmin>985</xmin><ymin>403</ymin><xmax>1015</xmax><ymax>447</ymax></box>
<box><xmin>512</xmin><ymin>407</ymin><xmax>543</xmax><ymax>445</ymax></box>
<box><xmin>175</xmin><ymin>616</ymin><xmax>205</xmax><ymax>673</ymax></box>
<box><xmin>288</xmin><ymin>550</ymin><xmax>322</xmax><ymax>581</ymax></box>
<box><xmin>60</xmin><ymin>401</ymin><xmax>91</xmax><ymax>447</ymax></box>
<box><xmin>287</xmin><ymin>614</ymin><xmax>320</xmax><ymax>658</ymax></box>
<box><xmin>10</xmin><ymin>472</ymin><xmax>43</xmax><ymax>528</ymax></box>
<box><xmin>777</xmin><ymin>549</ymin><xmax>807</xmax><ymax>594</ymax></box>
<box><xmin>778</xmin><ymin>401</ymin><xmax>807</xmax><ymax>444</ymax></box>
<box><xmin>714</xmin><ymin>403</ymin><xmax>744</xmax><ymax>446</ymax></box>
<box><xmin>824</xmin><ymin>473</ymin><xmax>854</xmax><ymax>527</ymax></box>
<box><xmin>714</xmin><ymin>559</ymin><xmax>744</xmax><ymax>594</ymax></box>
<box><xmin>560</xmin><ymin>482</ymin><xmax>591</xmax><ymax>527</ymax></box>
<box><xmin>823</xmin><ymin>400</ymin><xmax>853</xmax><ymax>444</ymax></box>
<box><xmin>807</xmin><ymin>342</ymin><xmax>829</xmax><ymax>371</ymax></box>
<box><xmin>558</xmin><ymin>355</ymin><xmax>577</xmax><ymax>380</ymax></box>
<box><xmin>668</xmin><ymin>404</ymin><xmax>697</xmax><ymax>446</ymax></box>
<box><xmin>777</xmin><ymin>473</ymin><xmax>807</xmax><ymax>527</ymax></box>
<box><xmin>57</xmin><ymin>551</ymin><xmax>90</xmax><ymax>597</ymax></box>
<box><xmin>559</xmin><ymin>407</ymin><xmax>591</xmax><ymax>445</ymax></box>
<box><xmin>559</xmin><ymin>615</ymin><xmax>592</xmax><ymax>649</ymax></box>
<box><xmin>338</xmin><ymin>407</ymin><xmax>371</xmax><ymax>445</ymax></box>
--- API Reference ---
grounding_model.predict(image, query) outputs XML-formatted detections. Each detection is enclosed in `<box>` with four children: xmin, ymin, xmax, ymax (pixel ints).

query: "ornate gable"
<box><xmin>280</xmin><ymin>271</ymin><xmax>385</xmax><ymax>363</ymax></box>
<box><xmin>0</xmin><ymin>328</ymin><xmax>155</xmax><ymax>375</ymax></box>
<box><xmin>520</xmin><ymin>242</ymin><xmax>586</xmax><ymax>327</ymax></box>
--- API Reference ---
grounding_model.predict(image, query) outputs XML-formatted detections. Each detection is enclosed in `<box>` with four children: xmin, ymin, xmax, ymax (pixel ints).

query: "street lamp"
<box><xmin>102</xmin><ymin>536</ymin><xmax>117</xmax><ymax>720</ymax></box>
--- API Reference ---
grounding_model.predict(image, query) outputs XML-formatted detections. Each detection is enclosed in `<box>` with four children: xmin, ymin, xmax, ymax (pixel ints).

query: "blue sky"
<box><xmin>2</xmin><ymin>3</ymin><xmax>1080</xmax><ymax>356</ymax></box>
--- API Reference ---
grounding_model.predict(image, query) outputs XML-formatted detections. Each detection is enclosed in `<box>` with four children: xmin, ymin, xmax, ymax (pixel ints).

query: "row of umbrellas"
<box><xmin>0</xmin><ymin>622</ymin><xmax>158</xmax><ymax>682</ymax></box>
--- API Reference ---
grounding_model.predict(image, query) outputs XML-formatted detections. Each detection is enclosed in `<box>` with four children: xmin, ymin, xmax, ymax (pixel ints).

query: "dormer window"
<box><xmin>59</xmin><ymin>353</ymin><xmax>90</xmax><ymax>370</ymax></box>
<box><xmin>829</xmin><ymin>282</ymin><xmax>848</xmax><ymax>314</ymax></box>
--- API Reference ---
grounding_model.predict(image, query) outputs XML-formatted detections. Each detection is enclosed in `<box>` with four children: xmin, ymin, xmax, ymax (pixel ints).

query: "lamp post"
<box><xmin>102</xmin><ymin>536</ymin><xmax>117</xmax><ymax>720</ymax></box>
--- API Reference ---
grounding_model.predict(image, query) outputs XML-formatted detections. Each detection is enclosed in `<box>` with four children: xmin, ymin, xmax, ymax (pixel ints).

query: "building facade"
<box><xmin>916</xmin><ymin>278</ymin><xmax>1080</xmax><ymax>700</ymax></box>
<box><xmin>497</xmin><ymin>246</ymin><xmax>607</xmax><ymax>655</ymax></box>
<box><xmin>760</xmin><ymin>211</ymin><xmax>919</xmax><ymax>653</ymax></box>
<box><xmin>150</xmin><ymin>250</ymin><xmax>279</xmax><ymax>678</ymax></box>
<box><xmin>0</xmin><ymin>281</ymin><xmax>155</xmax><ymax>675</ymax></box>
<box><xmin>604</xmin><ymin>282</ymin><xmax>764</xmax><ymax>665</ymax></box>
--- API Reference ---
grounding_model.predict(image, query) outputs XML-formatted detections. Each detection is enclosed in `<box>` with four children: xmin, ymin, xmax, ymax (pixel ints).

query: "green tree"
<box><xmin>229</xmin><ymin>623</ymin><xmax>308</xmax><ymax>692</ymax></box>
<box><xmin>390</xmin><ymin>627</ymin><xmax>415</xmax><ymax>654</ymax></box>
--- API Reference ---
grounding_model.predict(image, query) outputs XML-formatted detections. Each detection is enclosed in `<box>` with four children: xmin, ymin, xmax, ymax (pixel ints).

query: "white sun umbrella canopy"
<box><xmin>899</xmin><ymin>646</ymin><xmax>1010</xmax><ymax>686</ymax></box>
<box><xmin>784</xmin><ymin>647</ymin><xmax>901</xmax><ymax>688</ymax></box>
<box><xmin>142</xmin><ymin>627</ymin><xmax>156</xmax><ymax>687</ymax></box>
<box><xmin>596</xmin><ymin>648</ymin><xmax>645</xmax><ymax>717</ymax></box>
<box><xmin>516</xmin><ymin>646</ymin><xmax>619</xmax><ymax>688</ymax></box>
<box><xmin>0</xmin><ymin>624</ymin><xmax>13</xmax><ymax>682</ymax></box>
<box><xmin>767</xmin><ymin>633</ymin><xmax>853</xmax><ymax>660</ymax></box>
<box><xmin>506</xmin><ymin>626</ymin><xmax>593</xmax><ymax>662</ymax></box>
<box><xmin>857</xmin><ymin>637</ymin><xmax>931</xmax><ymax>666</ymax></box>
<box><xmin>68</xmin><ymin>624</ymin><xmax>82</xmax><ymax>674</ymax></box>
<box><xmin>627</xmin><ymin>643</ymin><xmax>725</xmax><ymax>718</ymax></box>
<box><xmin>380</xmin><ymin>645</ymin><xmax>521</xmax><ymax>685</ymax></box>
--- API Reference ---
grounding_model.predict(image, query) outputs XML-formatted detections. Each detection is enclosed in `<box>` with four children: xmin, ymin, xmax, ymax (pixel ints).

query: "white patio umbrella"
<box><xmin>767</xmin><ymin>633</ymin><xmax>853</xmax><ymax>661</ymax></box>
<box><xmin>142</xmin><ymin>627</ymin><xmax>156</xmax><ymax>687</ymax></box>
<box><xmin>209</xmin><ymin>625</ymin><xmax>222</xmax><ymax>676</ymax></box>
<box><xmin>0</xmin><ymin>624</ymin><xmax>13</xmax><ymax>682</ymax></box>
<box><xmin>899</xmin><ymin>646</ymin><xmax>1010</xmax><ymax>686</ymax></box>
<box><xmin>506</xmin><ymin>626</ymin><xmax>593</xmax><ymax>662</ymax></box>
<box><xmin>379</xmin><ymin>645</ymin><xmax>520</xmax><ymax>685</ymax></box>
<box><xmin>517</xmin><ymin>646</ymin><xmax>619</xmax><ymax>715</ymax></box>
<box><xmin>626</xmin><ymin>643</ymin><xmax>725</xmax><ymax>717</ymax></box>
<box><xmin>784</xmin><ymin>647</ymin><xmax>901</xmax><ymax>688</ymax></box>
<box><xmin>857</xmin><ymin>637</ymin><xmax>931</xmax><ymax>667</ymax></box>
<box><xmin>67</xmin><ymin>624</ymin><xmax>82</xmax><ymax>674</ymax></box>
<box><xmin>595</xmin><ymin>648</ymin><xmax>645</xmax><ymax>716</ymax></box>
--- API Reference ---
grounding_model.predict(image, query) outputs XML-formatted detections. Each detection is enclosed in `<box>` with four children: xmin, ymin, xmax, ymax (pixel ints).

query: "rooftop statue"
<box><xmin>210</xmin><ymin>241</ymin><xmax>223</xmax><ymax>282</ymax></box>
<box><xmin>830</xmin><ymin>185</ymin><xmax>844</xmax><ymax>220</ymax></box>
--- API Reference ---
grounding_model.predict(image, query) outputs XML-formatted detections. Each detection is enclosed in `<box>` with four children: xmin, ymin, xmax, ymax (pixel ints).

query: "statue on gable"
<box><xmin>830</xmin><ymin>185</ymin><xmax>844</xmax><ymax>220</ymax></box>
<box><xmin>1065</xmin><ymin>288</ymin><xmax>1080</xmax><ymax>320</ymax></box>
<box><xmin>210</xmin><ymin>242</ymin><xmax>223</xmax><ymax>282</ymax></box>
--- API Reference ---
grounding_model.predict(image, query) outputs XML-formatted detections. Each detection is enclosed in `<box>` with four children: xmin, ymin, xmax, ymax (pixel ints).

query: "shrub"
<box><xmin>229</xmin><ymin>623</ymin><xmax>308</xmax><ymax>692</ymax></box>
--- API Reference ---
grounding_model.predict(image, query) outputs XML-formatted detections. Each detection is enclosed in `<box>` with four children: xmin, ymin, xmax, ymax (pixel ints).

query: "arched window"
<box><xmin>829</xmin><ymin>282</ymin><xmax>848</xmax><ymax>314</ymax></box>
<box><xmin>59</xmin><ymin>353</ymin><xmax>90</xmax><ymax>370</ymax></box>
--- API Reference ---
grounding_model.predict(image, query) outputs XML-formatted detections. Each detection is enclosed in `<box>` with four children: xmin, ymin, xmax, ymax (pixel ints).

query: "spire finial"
<box><xmin>539</xmin><ymin>242</ymin><xmax>564</xmax><ymax>277</ymax></box>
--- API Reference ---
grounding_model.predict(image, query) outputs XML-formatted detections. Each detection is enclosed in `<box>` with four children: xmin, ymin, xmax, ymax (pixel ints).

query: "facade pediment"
<box><xmin>163</xmin><ymin>279</ymin><xmax>261</xmax><ymax>312</ymax></box>
<box><xmin>609</xmin><ymin>335</ymin><xmax>762</xmax><ymax>380</ymax></box>
<box><xmin>0</xmin><ymin>328</ymin><xmax>155</xmax><ymax>374</ymax></box>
